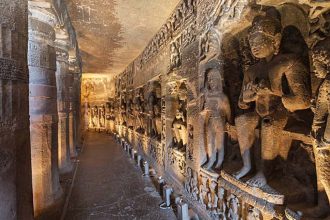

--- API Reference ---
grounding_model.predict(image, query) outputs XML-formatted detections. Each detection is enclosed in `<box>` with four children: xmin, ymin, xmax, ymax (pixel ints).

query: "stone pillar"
<box><xmin>69</xmin><ymin>57</ymin><xmax>82</xmax><ymax>153</ymax></box>
<box><xmin>74</xmin><ymin>72</ymin><xmax>83</xmax><ymax>148</ymax></box>
<box><xmin>67</xmin><ymin>71</ymin><xmax>76</xmax><ymax>157</ymax></box>
<box><xmin>28</xmin><ymin>1</ymin><xmax>63</xmax><ymax>216</ymax></box>
<box><xmin>55</xmin><ymin>35</ymin><xmax>72</xmax><ymax>173</ymax></box>
<box><xmin>0</xmin><ymin>1</ymin><xmax>33</xmax><ymax>219</ymax></box>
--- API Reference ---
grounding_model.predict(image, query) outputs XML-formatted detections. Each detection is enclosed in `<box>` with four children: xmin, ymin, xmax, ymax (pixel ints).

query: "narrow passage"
<box><xmin>64</xmin><ymin>132</ymin><xmax>176</xmax><ymax>220</ymax></box>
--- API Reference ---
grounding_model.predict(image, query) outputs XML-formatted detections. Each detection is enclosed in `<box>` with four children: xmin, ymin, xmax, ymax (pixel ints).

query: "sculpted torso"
<box><xmin>241</xmin><ymin>54</ymin><xmax>310</xmax><ymax>116</ymax></box>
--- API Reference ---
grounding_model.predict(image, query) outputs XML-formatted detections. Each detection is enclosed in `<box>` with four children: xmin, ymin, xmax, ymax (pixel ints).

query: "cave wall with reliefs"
<box><xmin>105</xmin><ymin>0</ymin><xmax>330</xmax><ymax>219</ymax></box>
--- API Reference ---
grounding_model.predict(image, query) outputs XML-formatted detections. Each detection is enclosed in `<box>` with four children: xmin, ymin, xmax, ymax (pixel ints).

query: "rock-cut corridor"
<box><xmin>2</xmin><ymin>0</ymin><xmax>330</xmax><ymax>219</ymax></box>
<box><xmin>64</xmin><ymin>132</ymin><xmax>176</xmax><ymax>220</ymax></box>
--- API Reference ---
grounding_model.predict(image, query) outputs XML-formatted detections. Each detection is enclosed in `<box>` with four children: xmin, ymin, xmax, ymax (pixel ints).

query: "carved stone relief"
<box><xmin>111</xmin><ymin>0</ymin><xmax>330</xmax><ymax>219</ymax></box>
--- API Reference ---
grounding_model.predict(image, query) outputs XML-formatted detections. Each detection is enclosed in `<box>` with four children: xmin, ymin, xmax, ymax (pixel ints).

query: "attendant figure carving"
<box><xmin>227</xmin><ymin>195</ymin><xmax>240</xmax><ymax>220</ymax></box>
<box><xmin>172</xmin><ymin>83</ymin><xmax>188</xmax><ymax>151</ymax></box>
<box><xmin>199</xmin><ymin>175</ymin><xmax>209</xmax><ymax>208</ymax></box>
<box><xmin>200</xmin><ymin>68</ymin><xmax>231</xmax><ymax>171</ymax></box>
<box><xmin>246</xmin><ymin>206</ymin><xmax>261</xmax><ymax>220</ymax></box>
<box><xmin>134</xmin><ymin>88</ymin><xmax>145</xmax><ymax>134</ymax></box>
<box><xmin>99</xmin><ymin>105</ymin><xmax>105</xmax><ymax>128</ymax></box>
<box><xmin>187</xmin><ymin>124</ymin><xmax>194</xmax><ymax>160</ymax></box>
<box><xmin>305</xmin><ymin>38</ymin><xmax>330</xmax><ymax>218</ymax></box>
<box><xmin>217</xmin><ymin>188</ymin><xmax>227</xmax><ymax>218</ymax></box>
<box><xmin>207</xmin><ymin>181</ymin><xmax>218</xmax><ymax>214</ymax></box>
<box><xmin>170</xmin><ymin>43</ymin><xmax>181</xmax><ymax>71</ymax></box>
<box><xmin>154</xmin><ymin>103</ymin><xmax>162</xmax><ymax>140</ymax></box>
<box><xmin>147</xmin><ymin>81</ymin><xmax>161</xmax><ymax>138</ymax></box>
<box><xmin>92</xmin><ymin>106</ymin><xmax>98</xmax><ymax>128</ymax></box>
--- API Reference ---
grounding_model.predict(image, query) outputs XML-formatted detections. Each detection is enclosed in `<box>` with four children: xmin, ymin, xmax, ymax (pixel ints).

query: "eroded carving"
<box><xmin>305</xmin><ymin>37</ymin><xmax>330</xmax><ymax>218</ymax></box>
<box><xmin>200</xmin><ymin>67</ymin><xmax>231</xmax><ymax>171</ymax></box>
<box><xmin>111</xmin><ymin>1</ymin><xmax>330</xmax><ymax>219</ymax></box>
<box><xmin>234</xmin><ymin>9</ymin><xmax>312</xmax><ymax>189</ymax></box>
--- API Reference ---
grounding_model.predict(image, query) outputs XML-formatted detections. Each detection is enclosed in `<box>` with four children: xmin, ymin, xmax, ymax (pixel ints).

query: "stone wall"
<box><xmin>107</xmin><ymin>0</ymin><xmax>330</xmax><ymax>219</ymax></box>
<box><xmin>0</xmin><ymin>0</ymin><xmax>33</xmax><ymax>219</ymax></box>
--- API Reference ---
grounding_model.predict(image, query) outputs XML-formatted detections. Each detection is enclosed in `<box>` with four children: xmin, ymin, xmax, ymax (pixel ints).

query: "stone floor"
<box><xmin>64</xmin><ymin>131</ymin><xmax>177</xmax><ymax>220</ymax></box>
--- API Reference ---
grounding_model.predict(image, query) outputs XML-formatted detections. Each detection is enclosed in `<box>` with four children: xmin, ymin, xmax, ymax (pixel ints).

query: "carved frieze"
<box><xmin>112</xmin><ymin>0</ymin><xmax>330</xmax><ymax>219</ymax></box>
<box><xmin>0</xmin><ymin>58</ymin><xmax>26</xmax><ymax>81</ymax></box>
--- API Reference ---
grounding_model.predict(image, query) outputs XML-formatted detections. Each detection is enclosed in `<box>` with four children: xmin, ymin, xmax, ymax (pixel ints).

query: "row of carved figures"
<box><xmin>113</xmin><ymin>6</ymin><xmax>330</xmax><ymax>218</ymax></box>
<box><xmin>195</xmin><ymin>8</ymin><xmax>330</xmax><ymax>218</ymax></box>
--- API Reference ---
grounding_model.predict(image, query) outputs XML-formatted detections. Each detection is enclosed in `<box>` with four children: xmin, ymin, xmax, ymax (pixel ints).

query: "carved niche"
<box><xmin>98</xmin><ymin>104</ymin><xmax>105</xmax><ymax>129</ymax></box>
<box><xmin>145</xmin><ymin>80</ymin><xmax>162</xmax><ymax>140</ymax></box>
<box><xmin>133</xmin><ymin>87</ymin><xmax>146</xmax><ymax>134</ymax></box>
<box><xmin>171</xmin><ymin>82</ymin><xmax>188</xmax><ymax>152</ymax></box>
<box><xmin>111</xmin><ymin>1</ymin><xmax>330</xmax><ymax>219</ymax></box>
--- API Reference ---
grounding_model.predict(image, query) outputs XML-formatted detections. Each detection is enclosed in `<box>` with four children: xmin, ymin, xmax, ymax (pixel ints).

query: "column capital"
<box><xmin>69</xmin><ymin>56</ymin><xmax>82</xmax><ymax>74</ymax></box>
<box><xmin>55</xmin><ymin>40</ymin><xmax>70</xmax><ymax>64</ymax></box>
<box><xmin>28</xmin><ymin>1</ymin><xmax>57</xmax><ymax>28</ymax></box>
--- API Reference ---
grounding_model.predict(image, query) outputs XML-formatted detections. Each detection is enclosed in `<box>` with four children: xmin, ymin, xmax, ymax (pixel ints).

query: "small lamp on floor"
<box><xmin>137</xmin><ymin>155</ymin><xmax>142</xmax><ymax>167</ymax></box>
<box><xmin>176</xmin><ymin>197</ymin><xmax>189</xmax><ymax>220</ymax></box>
<box><xmin>132</xmin><ymin>150</ymin><xmax>136</xmax><ymax>160</ymax></box>
<box><xmin>159</xmin><ymin>185</ymin><xmax>173</xmax><ymax>209</ymax></box>
<box><xmin>142</xmin><ymin>161</ymin><xmax>153</xmax><ymax>177</ymax></box>
<box><xmin>158</xmin><ymin>177</ymin><xmax>165</xmax><ymax>197</ymax></box>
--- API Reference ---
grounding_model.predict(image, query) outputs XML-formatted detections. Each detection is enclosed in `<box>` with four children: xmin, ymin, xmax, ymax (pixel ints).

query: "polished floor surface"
<box><xmin>64</xmin><ymin>132</ymin><xmax>176</xmax><ymax>220</ymax></box>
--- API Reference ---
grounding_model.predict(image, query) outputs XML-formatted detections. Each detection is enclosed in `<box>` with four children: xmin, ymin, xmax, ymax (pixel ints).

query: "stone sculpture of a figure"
<box><xmin>88</xmin><ymin>105</ymin><xmax>92</xmax><ymax>128</ymax></box>
<box><xmin>234</xmin><ymin>9</ymin><xmax>311</xmax><ymax>187</ymax></box>
<box><xmin>305</xmin><ymin>38</ymin><xmax>330</xmax><ymax>218</ymax></box>
<box><xmin>200</xmin><ymin>68</ymin><xmax>231</xmax><ymax>171</ymax></box>
<box><xmin>200</xmin><ymin>27</ymin><xmax>221</xmax><ymax>63</ymax></box>
<box><xmin>172</xmin><ymin>83</ymin><xmax>188</xmax><ymax>151</ymax></box>
<box><xmin>92</xmin><ymin>106</ymin><xmax>98</xmax><ymax>128</ymax></box>
<box><xmin>172</xmin><ymin>110</ymin><xmax>187</xmax><ymax>150</ymax></box>
<box><xmin>99</xmin><ymin>105</ymin><xmax>105</xmax><ymax>127</ymax></box>
<box><xmin>246</xmin><ymin>207</ymin><xmax>261</xmax><ymax>220</ymax></box>
<box><xmin>207</xmin><ymin>181</ymin><xmax>218</xmax><ymax>214</ymax></box>
<box><xmin>170</xmin><ymin>43</ymin><xmax>181</xmax><ymax>70</ymax></box>
<box><xmin>120</xmin><ymin>96</ymin><xmax>127</xmax><ymax>126</ymax></box>
<box><xmin>147</xmin><ymin>81</ymin><xmax>161</xmax><ymax>138</ymax></box>
<box><xmin>217</xmin><ymin>187</ymin><xmax>226</xmax><ymax>219</ymax></box>
<box><xmin>154</xmin><ymin>102</ymin><xmax>162</xmax><ymax>140</ymax></box>
<box><xmin>199</xmin><ymin>175</ymin><xmax>209</xmax><ymax>208</ymax></box>
<box><xmin>134</xmin><ymin>88</ymin><xmax>145</xmax><ymax>133</ymax></box>
<box><xmin>227</xmin><ymin>195</ymin><xmax>240</xmax><ymax>220</ymax></box>
<box><xmin>185</xmin><ymin>167</ymin><xmax>199</xmax><ymax>201</ymax></box>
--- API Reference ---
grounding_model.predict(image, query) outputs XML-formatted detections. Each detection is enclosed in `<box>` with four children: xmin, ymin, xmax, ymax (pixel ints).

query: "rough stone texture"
<box><xmin>65</xmin><ymin>0</ymin><xmax>180</xmax><ymax>74</ymax></box>
<box><xmin>56</xmin><ymin>37</ymin><xmax>73</xmax><ymax>174</ymax></box>
<box><xmin>64</xmin><ymin>132</ymin><xmax>176</xmax><ymax>220</ymax></box>
<box><xmin>28</xmin><ymin>2</ymin><xmax>63</xmax><ymax>216</ymax></box>
<box><xmin>69</xmin><ymin>58</ymin><xmax>83</xmax><ymax>151</ymax></box>
<box><xmin>106</xmin><ymin>0</ymin><xmax>330</xmax><ymax>219</ymax></box>
<box><xmin>0</xmin><ymin>0</ymin><xmax>33</xmax><ymax>219</ymax></box>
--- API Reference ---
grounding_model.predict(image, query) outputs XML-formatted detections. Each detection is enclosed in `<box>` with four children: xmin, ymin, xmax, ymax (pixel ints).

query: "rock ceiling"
<box><xmin>65</xmin><ymin>0</ymin><xmax>180</xmax><ymax>74</ymax></box>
